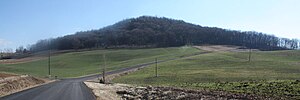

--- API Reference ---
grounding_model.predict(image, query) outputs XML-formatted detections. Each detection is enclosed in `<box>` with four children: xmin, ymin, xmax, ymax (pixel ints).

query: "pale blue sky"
<box><xmin>1</xmin><ymin>0</ymin><xmax>300</xmax><ymax>50</ymax></box>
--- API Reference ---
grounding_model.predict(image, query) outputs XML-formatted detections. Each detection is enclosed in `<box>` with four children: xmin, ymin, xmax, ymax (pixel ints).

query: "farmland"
<box><xmin>1</xmin><ymin>45</ymin><xmax>300</xmax><ymax>98</ymax></box>
<box><xmin>0</xmin><ymin>47</ymin><xmax>201</xmax><ymax>78</ymax></box>
<box><xmin>113</xmin><ymin>49</ymin><xmax>300</xmax><ymax>98</ymax></box>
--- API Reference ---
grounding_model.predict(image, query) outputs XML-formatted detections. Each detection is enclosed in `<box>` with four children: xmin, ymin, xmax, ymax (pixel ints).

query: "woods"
<box><xmin>27</xmin><ymin>16</ymin><xmax>299</xmax><ymax>53</ymax></box>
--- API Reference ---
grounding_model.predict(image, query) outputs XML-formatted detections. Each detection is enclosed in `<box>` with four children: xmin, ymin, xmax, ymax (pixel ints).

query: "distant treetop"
<box><xmin>29</xmin><ymin>16</ymin><xmax>299</xmax><ymax>52</ymax></box>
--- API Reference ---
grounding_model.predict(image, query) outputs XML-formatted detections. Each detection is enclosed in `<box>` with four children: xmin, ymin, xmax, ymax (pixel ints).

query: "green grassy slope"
<box><xmin>0</xmin><ymin>47</ymin><xmax>201</xmax><ymax>78</ymax></box>
<box><xmin>114</xmin><ymin>50</ymin><xmax>300</xmax><ymax>84</ymax></box>
<box><xmin>113</xmin><ymin>50</ymin><xmax>300</xmax><ymax>98</ymax></box>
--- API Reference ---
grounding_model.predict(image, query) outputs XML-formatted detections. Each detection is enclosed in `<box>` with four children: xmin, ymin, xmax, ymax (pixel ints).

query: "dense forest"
<box><xmin>24</xmin><ymin>16</ymin><xmax>299</xmax><ymax>53</ymax></box>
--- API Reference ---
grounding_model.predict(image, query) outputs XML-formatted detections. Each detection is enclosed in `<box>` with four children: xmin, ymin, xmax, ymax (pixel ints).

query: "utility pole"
<box><xmin>248</xmin><ymin>39</ymin><xmax>253</xmax><ymax>62</ymax></box>
<box><xmin>102</xmin><ymin>54</ymin><xmax>106</xmax><ymax>84</ymax></box>
<box><xmin>155</xmin><ymin>58</ymin><xmax>158</xmax><ymax>77</ymax></box>
<box><xmin>248</xmin><ymin>47</ymin><xmax>252</xmax><ymax>62</ymax></box>
<box><xmin>48</xmin><ymin>40</ymin><xmax>51</xmax><ymax>77</ymax></box>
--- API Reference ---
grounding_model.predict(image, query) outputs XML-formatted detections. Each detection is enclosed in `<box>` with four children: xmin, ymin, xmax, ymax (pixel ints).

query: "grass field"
<box><xmin>0</xmin><ymin>46</ymin><xmax>201</xmax><ymax>78</ymax></box>
<box><xmin>113</xmin><ymin>49</ymin><xmax>300</xmax><ymax>98</ymax></box>
<box><xmin>1</xmin><ymin>46</ymin><xmax>300</xmax><ymax>98</ymax></box>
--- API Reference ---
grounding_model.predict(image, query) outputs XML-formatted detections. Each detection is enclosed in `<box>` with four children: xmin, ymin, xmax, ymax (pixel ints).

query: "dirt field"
<box><xmin>193</xmin><ymin>45</ymin><xmax>259</xmax><ymax>52</ymax></box>
<box><xmin>0</xmin><ymin>57</ymin><xmax>45</xmax><ymax>64</ymax></box>
<box><xmin>0</xmin><ymin>50</ymin><xmax>75</xmax><ymax>64</ymax></box>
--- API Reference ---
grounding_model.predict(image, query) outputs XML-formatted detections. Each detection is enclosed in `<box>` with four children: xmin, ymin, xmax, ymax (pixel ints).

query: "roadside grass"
<box><xmin>113</xmin><ymin>50</ymin><xmax>300</xmax><ymax>98</ymax></box>
<box><xmin>0</xmin><ymin>46</ymin><xmax>201</xmax><ymax>78</ymax></box>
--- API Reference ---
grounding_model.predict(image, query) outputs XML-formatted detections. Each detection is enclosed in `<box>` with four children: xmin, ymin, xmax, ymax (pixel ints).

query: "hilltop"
<box><xmin>28</xmin><ymin>16</ymin><xmax>299</xmax><ymax>53</ymax></box>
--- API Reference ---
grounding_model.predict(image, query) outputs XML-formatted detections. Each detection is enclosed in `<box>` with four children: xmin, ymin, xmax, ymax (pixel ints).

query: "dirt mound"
<box><xmin>0</xmin><ymin>75</ymin><xmax>46</xmax><ymax>96</ymax></box>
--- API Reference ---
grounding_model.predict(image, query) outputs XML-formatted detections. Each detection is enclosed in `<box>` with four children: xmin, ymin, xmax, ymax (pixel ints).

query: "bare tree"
<box><xmin>100</xmin><ymin>54</ymin><xmax>107</xmax><ymax>84</ymax></box>
<box><xmin>0</xmin><ymin>49</ymin><xmax>3</xmax><ymax>59</ymax></box>
<box><xmin>4</xmin><ymin>48</ymin><xmax>13</xmax><ymax>53</ymax></box>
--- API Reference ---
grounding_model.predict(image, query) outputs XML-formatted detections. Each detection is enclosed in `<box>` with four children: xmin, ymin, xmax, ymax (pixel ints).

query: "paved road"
<box><xmin>0</xmin><ymin>60</ymin><xmax>167</xmax><ymax>100</ymax></box>
<box><xmin>1</xmin><ymin>52</ymin><xmax>209</xmax><ymax>100</ymax></box>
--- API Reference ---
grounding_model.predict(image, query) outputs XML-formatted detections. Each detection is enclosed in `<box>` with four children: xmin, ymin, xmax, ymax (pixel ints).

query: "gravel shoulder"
<box><xmin>84</xmin><ymin>81</ymin><xmax>131</xmax><ymax>100</ymax></box>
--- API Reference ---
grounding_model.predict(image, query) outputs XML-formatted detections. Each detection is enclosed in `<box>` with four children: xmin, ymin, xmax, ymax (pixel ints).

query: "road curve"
<box><xmin>1</xmin><ymin>52</ymin><xmax>209</xmax><ymax>100</ymax></box>
<box><xmin>0</xmin><ymin>60</ymin><xmax>168</xmax><ymax>100</ymax></box>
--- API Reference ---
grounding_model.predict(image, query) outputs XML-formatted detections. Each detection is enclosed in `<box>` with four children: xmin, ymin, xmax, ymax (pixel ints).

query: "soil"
<box><xmin>0</xmin><ymin>73</ymin><xmax>48</xmax><ymax>97</ymax></box>
<box><xmin>118</xmin><ymin>86</ymin><xmax>281</xmax><ymax>100</ymax></box>
<box><xmin>84</xmin><ymin>81</ymin><xmax>131</xmax><ymax>100</ymax></box>
<box><xmin>85</xmin><ymin>82</ymin><xmax>279</xmax><ymax>100</ymax></box>
<box><xmin>0</xmin><ymin>73</ymin><xmax>17</xmax><ymax>78</ymax></box>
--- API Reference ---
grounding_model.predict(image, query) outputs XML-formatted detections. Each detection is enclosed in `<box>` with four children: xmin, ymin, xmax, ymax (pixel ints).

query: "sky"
<box><xmin>1</xmin><ymin>0</ymin><xmax>300</xmax><ymax>50</ymax></box>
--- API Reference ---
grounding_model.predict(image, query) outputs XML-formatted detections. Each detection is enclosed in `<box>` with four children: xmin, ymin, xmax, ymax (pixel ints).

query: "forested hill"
<box><xmin>28</xmin><ymin>16</ymin><xmax>299</xmax><ymax>52</ymax></box>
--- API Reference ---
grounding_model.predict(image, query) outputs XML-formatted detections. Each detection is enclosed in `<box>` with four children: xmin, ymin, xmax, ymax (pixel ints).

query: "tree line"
<box><xmin>26</xmin><ymin>16</ymin><xmax>299</xmax><ymax>53</ymax></box>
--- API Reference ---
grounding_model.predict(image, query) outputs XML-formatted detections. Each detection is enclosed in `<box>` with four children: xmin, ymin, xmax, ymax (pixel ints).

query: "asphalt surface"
<box><xmin>1</xmin><ymin>52</ymin><xmax>209</xmax><ymax>100</ymax></box>
<box><xmin>0</xmin><ymin>60</ymin><xmax>168</xmax><ymax>100</ymax></box>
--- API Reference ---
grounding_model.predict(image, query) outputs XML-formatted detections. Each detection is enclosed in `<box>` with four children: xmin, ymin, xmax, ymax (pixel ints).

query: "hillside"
<box><xmin>113</xmin><ymin>46</ymin><xmax>300</xmax><ymax>99</ymax></box>
<box><xmin>114</xmin><ymin>49</ymin><xmax>300</xmax><ymax>83</ymax></box>
<box><xmin>0</xmin><ymin>47</ymin><xmax>201</xmax><ymax>77</ymax></box>
<box><xmin>28</xmin><ymin>16</ymin><xmax>299</xmax><ymax>53</ymax></box>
